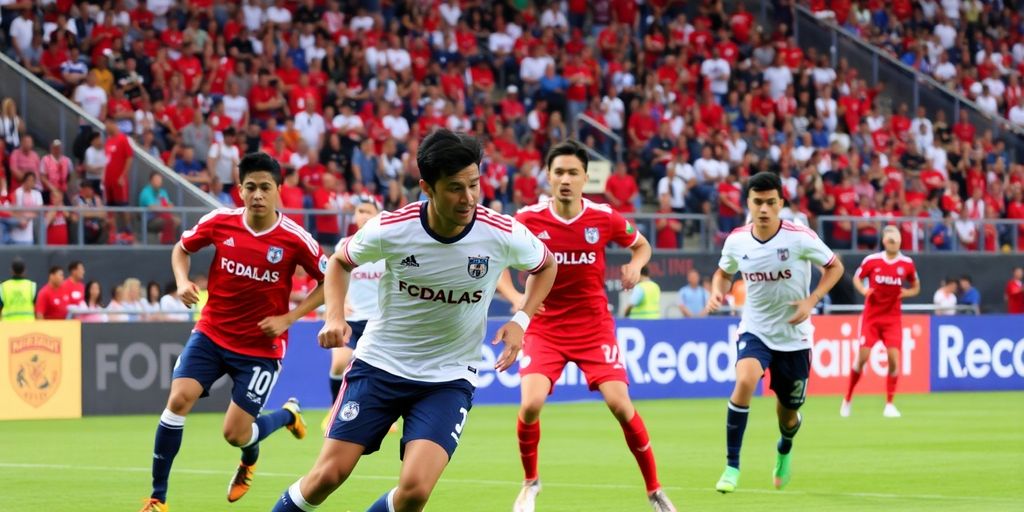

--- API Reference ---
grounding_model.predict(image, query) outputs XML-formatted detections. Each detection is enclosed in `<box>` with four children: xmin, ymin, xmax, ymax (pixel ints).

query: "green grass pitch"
<box><xmin>1</xmin><ymin>392</ymin><xmax>1021</xmax><ymax>511</ymax></box>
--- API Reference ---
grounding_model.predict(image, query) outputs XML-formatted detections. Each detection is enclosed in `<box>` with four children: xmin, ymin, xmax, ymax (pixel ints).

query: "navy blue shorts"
<box><xmin>736</xmin><ymin>332</ymin><xmax>811</xmax><ymax>410</ymax></box>
<box><xmin>327</xmin><ymin>359</ymin><xmax>474</xmax><ymax>460</ymax></box>
<box><xmin>172</xmin><ymin>330</ymin><xmax>281</xmax><ymax>417</ymax></box>
<box><xmin>348</xmin><ymin>320</ymin><xmax>367</xmax><ymax>349</ymax></box>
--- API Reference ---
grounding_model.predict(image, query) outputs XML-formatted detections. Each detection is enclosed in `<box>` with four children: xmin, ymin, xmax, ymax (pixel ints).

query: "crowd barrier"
<box><xmin>1</xmin><ymin>316</ymin><xmax>1021</xmax><ymax>419</ymax></box>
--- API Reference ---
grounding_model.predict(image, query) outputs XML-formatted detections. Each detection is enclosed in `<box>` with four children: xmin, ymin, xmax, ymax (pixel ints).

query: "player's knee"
<box><xmin>222</xmin><ymin>426</ymin><xmax>252</xmax><ymax>447</ymax></box>
<box><xmin>307</xmin><ymin>463</ymin><xmax>349</xmax><ymax>494</ymax></box>
<box><xmin>395</xmin><ymin>481</ymin><xmax>433</xmax><ymax>511</ymax></box>
<box><xmin>605</xmin><ymin>399</ymin><xmax>634</xmax><ymax>423</ymax></box>
<box><xmin>519</xmin><ymin>399</ymin><xmax>545</xmax><ymax>422</ymax></box>
<box><xmin>166</xmin><ymin>392</ymin><xmax>197</xmax><ymax>415</ymax></box>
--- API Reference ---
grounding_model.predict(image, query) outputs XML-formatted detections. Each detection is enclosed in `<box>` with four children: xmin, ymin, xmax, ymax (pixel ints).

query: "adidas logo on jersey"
<box><xmin>537</xmin><ymin>230</ymin><xmax>551</xmax><ymax>240</ymax></box>
<box><xmin>741</xmin><ymin>254</ymin><xmax>749</xmax><ymax>260</ymax></box>
<box><xmin>400</xmin><ymin>255</ymin><xmax>420</xmax><ymax>267</ymax></box>
<box><xmin>224</xmin><ymin>237</ymin><xmax>235</xmax><ymax>247</ymax></box>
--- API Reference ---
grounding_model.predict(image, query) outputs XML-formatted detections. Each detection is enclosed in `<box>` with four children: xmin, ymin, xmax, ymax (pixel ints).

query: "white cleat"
<box><xmin>883</xmin><ymin>403</ymin><xmax>901</xmax><ymax>418</ymax></box>
<box><xmin>840</xmin><ymin>399</ymin><xmax>852</xmax><ymax>417</ymax></box>
<box><xmin>648</xmin><ymin>489</ymin><xmax>676</xmax><ymax>512</ymax></box>
<box><xmin>513</xmin><ymin>479</ymin><xmax>541</xmax><ymax>512</ymax></box>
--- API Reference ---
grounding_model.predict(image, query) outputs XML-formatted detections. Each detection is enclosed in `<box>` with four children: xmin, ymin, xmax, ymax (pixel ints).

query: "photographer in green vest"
<box><xmin>624</xmin><ymin>266</ymin><xmax>661</xmax><ymax>319</ymax></box>
<box><xmin>0</xmin><ymin>258</ymin><xmax>37</xmax><ymax>322</ymax></box>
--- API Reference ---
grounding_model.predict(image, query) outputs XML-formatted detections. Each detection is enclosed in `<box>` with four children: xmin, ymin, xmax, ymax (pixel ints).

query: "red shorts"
<box><xmin>520</xmin><ymin>331</ymin><xmax>629</xmax><ymax>393</ymax></box>
<box><xmin>103</xmin><ymin>179</ymin><xmax>129</xmax><ymax>205</ymax></box>
<box><xmin>859</xmin><ymin>316</ymin><xmax>902</xmax><ymax>349</ymax></box>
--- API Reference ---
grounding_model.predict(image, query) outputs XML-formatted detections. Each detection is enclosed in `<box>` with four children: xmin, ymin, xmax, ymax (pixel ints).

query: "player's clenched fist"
<box><xmin>318</xmin><ymin>320</ymin><xmax>352</xmax><ymax>348</ymax></box>
<box><xmin>492</xmin><ymin>322</ymin><xmax>524</xmax><ymax>372</ymax></box>
<box><xmin>704</xmin><ymin>291</ymin><xmax>725</xmax><ymax>314</ymax></box>
<box><xmin>177</xmin><ymin>282</ymin><xmax>200</xmax><ymax>308</ymax></box>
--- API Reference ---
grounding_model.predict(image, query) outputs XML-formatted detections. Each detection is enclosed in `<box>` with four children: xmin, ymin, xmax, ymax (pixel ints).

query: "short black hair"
<box><xmin>744</xmin><ymin>171</ymin><xmax>784</xmax><ymax>199</ymax></box>
<box><xmin>11</xmin><ymin>258</ymin><xmax>25</xmax><ymax>275</ymax></box>
<box><xmin>959</xmin><ymin>275</ymin><xmax>972</xmax><ymax>283</ymax></box>
<box><xmin>68</xmin><ymin>261</ymin><xmax>83</xmax><ymax>273</ymax></box>
<box><xmin>49</xmin><ymin>266</ymin><xmax>62</xmax><ymax>276</ymax></box>
<box><xmin>640</xmin><ymin>266</ymin><xmax>651</xmax><ymax>277</ymax></box>
<box><xmin>417</xmin><ymin>128</ymin><xmax>482</xmax><ymax>188</ymax></box>
<box><xmin>545</xmin><ymin>139</ymin><xmax>589</xmax><ymax>172</ymax></box>
<box><xmin>238</xmin><ymin>151</ymin><xmax>283</xmax><ymax>185</ymax></box>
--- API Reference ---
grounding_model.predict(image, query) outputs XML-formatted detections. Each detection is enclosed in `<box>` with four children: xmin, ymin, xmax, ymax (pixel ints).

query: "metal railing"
<box><xmin>815</xmin><ymin>215</ymin><xmax>1022</xmax><ymax>253</ymax></box>
<box><xmin>0</xmin><ymin>52</ymin><xmax>218</xmax><ymax>209</ymax></box>
<box><xmin>823</xmin><ymin>304</ymin><xmax>980</xmax><ymax>315</ymax></box>
<box><xmin>791</xmin><ymin>4</ymin><xmax>1024</xmax><ymax>162</ymax></box>
<box><xmin>0</xmin><ymin>205</ymin><xmax>356</xmax><ymax>246</ymax></box>
<box><xmin>573</xmin><ymin>113</ymin><xmax>625</xmax><ymax>163</ymax></box>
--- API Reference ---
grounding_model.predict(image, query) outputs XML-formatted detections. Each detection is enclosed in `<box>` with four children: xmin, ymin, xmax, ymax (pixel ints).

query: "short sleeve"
<box><xmin>630</xmin><ymin>286</ymin><xmax>644</xmax><ymax>306</ymax></box>
<box><xmin>339</xmin><ymin>214</ymin><xmax>385</xmax><ymax>267</ymax></box>
<box><xmin>609</xmin><ymin>209</ymin><xmax>641</xmax><ymax>248</ymax></box>
<box><xmin>180</xmin><ymin>209</ymin><xmax>223</xmax><ymax>253</ymax></box>
<box><xmin>507</xmin><ymin>219</ymin><xmax>548</xmax><ymax>273</ymax></box>
<box><xmin>800</xmin><ymin>231</ymin><xmax>836</xmax><ymax>267</ymax></box>
<box><xmin>718</xmin><ymin>236</ymin><xmax>740</xmax><ymax>274</ymax></box>
<box><xmin>854</xmin><ymin>258</ymin><xmax>870</xmax><ymax>279</ymax></box>
<box><xmin>294</xmin><ymin>229</ymin><xmax>327</xmax><ymax>282</ymax></box>
<box><xmin>906</xmin><ymin>261</ymin><xmax>918</xmax><ymax>283</ymax></box>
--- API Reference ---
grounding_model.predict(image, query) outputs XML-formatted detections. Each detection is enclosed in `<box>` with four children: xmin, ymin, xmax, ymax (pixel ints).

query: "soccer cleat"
<box><xmin>512</xmin><ymin>479</ymin><xmax>541</xmax><ymax>512</ymax></box>
<box><xmin>282</xmin><ymin>398</ymin><xmax>306</xmax><ymax>439</ymax></box>
<box><xmin>715</xmin><ymin>466</ymin><xmax>740</xmax><ymax>493</ymax></box>
<box><xmin>840</xmin><ymin>399</ymin><xmax>852</xmax><ymax>417</ymax></box>
<box><xmin>647</xmin><ymin>489</ymin><xmax>676</xmax><ymax>511</ymax></box>
<box><xmin>227</xmin><ymin>463</ymin><xmax>255</xmax><ymax>502</ymax></box>
<box><xmin>883</xmin><ymin>403</ymin><xmax>902</xmax><ymax>418</ymax></box>
<box><xmin>138</xmin><ymin>498</ymin><xmax>168</xmax><ymax>512</ymax></box>
<box><xmin>773</xmin><ymin>452</ymin><xmax>792</xmax><ymax>490</ymax></box>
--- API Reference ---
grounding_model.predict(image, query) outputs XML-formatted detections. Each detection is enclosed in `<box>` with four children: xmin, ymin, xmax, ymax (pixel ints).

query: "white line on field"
<box><xmin>0</xmin><ymin>462</ymin><xmax>1016</xmax><ymax>504</ymax></box>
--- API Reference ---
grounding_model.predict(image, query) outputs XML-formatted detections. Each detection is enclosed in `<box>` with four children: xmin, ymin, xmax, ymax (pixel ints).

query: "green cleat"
<box><xmin>715</xmin><ymin>466</ymin><xmax>740</xmax><ymax>493</ymax></box>
<box><xmin>773</xmin><ymin>452</ymin><xmax>792</xmax><ymax>490</ymax></box>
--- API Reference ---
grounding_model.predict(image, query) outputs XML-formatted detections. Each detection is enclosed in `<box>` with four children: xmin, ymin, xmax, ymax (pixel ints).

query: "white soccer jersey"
<box><xmin>339</xmin><ymin>202</ymin><xmax>548</xmax><ymax>385</ymax></box>
<box><xmin>335</xmin><ymin>236</ymin><xmax>384</xmax><ymax>322</ymax></box>
<box><xmin>719</xmin><ymin>221</ymin><xmax>837</xmax><ymax>351</ymax></box>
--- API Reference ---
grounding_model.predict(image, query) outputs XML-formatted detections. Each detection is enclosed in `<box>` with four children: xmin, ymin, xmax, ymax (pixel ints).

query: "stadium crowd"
<box><xmin>0</xmin><ymin>0</ymin><xmax>1022</xmax><ymax>251</ymax></box>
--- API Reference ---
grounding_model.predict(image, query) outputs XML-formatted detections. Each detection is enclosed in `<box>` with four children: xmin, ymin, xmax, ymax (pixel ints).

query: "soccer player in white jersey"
<box><xmin>270</xmin><ymin>129</ymin><xmax>558</xmax><ymax>512</ymax></box>
<box><xmin>322</xmin><ymin>199</ymin><xmax>384</xmax><ymax>432</ymax></box>
<box><xmin>706</xmin><ymin>171</ymin><xmax>844</xmax><ymax>493</ymax></box>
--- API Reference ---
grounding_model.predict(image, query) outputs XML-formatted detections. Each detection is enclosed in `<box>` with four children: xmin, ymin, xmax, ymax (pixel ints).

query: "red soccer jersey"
<box><xmin>515</xmin><ymin>199</ymin><xmax>640</xmax><ymax>344</ymax></box>
<box><xmin>35</xmin><ymin>284</ymin><xmax>68</xmax><ymax>320</ymax></box>
<box><xmin>855</xmin><ymin>252</ymin><xmax>917</xmax><ymax>319</ymax></box>
<box><xmin>60</xmin><ymin>278</ymin><xmax>85</xmax><ymax>306</ymax></box>
<box><xmin>180</xmin><ymin>208</ymin><xmax>327</xmax><ymax>359</ymax></box>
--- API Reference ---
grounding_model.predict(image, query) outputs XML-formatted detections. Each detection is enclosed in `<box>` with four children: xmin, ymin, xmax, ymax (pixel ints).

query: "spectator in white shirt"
<box><xmin>439</xmin><ymin>0</ymin><xmax>462</xmax><ymax>27</ymax></box>
<box><xmin>381</xmin><ymin>103</ymin><xmax>410</xmax><ymax>142</ymax></box>
<box><xmin>763</xmin><ymin>54</ymin><xmax>793</xmax><ymax>99</ymax></box>
<box><xmin>975</xmin><ymin>86</ymin><xmax>999</xmax><ymax>116</ymax></box>
<box><xmin>11</xmin><ymin>172</ymin><xmax>43</xmax><ymax>245</ymax></box>
<box><xmin>700</xmin><ymin>47</ymin><xmax>731</xmax><ymax>102</ymax></box>
<box><xmin>207</xmin><ymin>128</ymin><xmax>242</xmax><ymax>200</ymax></box>
<box><xmin>294</xmin><ymin>101</ymin><xmax>326</xmax><ymax>151</ymax></box>
<box><xmin>73</xmin><ymin>71</ymin><xmax>108</xmax><ymax>120</ymax></box>
<box><xmin>933</xmin><ymin>16</ymin><xmax>957</xmax><ymax>49</ymax></box>
<box><xmin>9</xmin><ymin>10</ymin><xmax>34</xmax><ymax>57</ymax></box>
<box><xmin>657</xmin><ymin>162</ymin><xmax>687</xmax><ymax>213</ymax></box>
<box><xmin>811</xmin><ymin>55</ymin><xmax>837</xmax><ymax>88</ymax></box>
<box><xmin>815</xmin><ymin>86</ymin><xmax>839</xmax><ymax>132</ymax></box>
<box><xmin>1009</xmin><ymin>97</ymin><xmax>1024</xmax><ymax>127</ymax></box>
<box><xmin>266</xmin><ymin>0</ymin><xmax>293</xmax><ymax>26</ymax></box>
<box><xmin>539</xmin><ymin>4</ymin><xmax>568</xmax><ymax>33</ymax></box>
<box><xmin>221</xmin><ymin>82</ymin><xmax>249</xmax><ymax>127</ymax></box>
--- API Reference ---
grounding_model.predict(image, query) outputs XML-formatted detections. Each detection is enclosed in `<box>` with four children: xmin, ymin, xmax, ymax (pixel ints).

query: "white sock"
<box><xmin>242</xmin><ymin>423</ymin><xmax>259</xmax><ymax>448</ymax></box>
<box><xmin>288</xmin><ymin>479</ymin><xmax>318</xmax><ymax>511</ymax></box>
<box><xmin>386</xmin><ymin>487</ymin><xmax>397</xmax><ymax>512</ymax></box>
<box><xmin>159</xmin><ymin>409</ymin><xmax>186</xmax><ymax>428</ymax></box>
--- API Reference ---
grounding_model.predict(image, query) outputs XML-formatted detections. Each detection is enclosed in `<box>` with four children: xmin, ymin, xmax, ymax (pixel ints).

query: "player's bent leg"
<box><xmin>718</xmin><ymin>356</ymin><xmax>764</xmax><ymax>493</ymax></box>
<box><xmin>597</xmin><ymin>381</ymin><xmax>672</xmax><ymax>509</ymax></box>
<box><xmin>884</xmin><ymin>347</ymin><xmax>901</xmax><ymax>417</ymax></box>
<box><xmin>730</xmin><ymin>358</ymin><xmax>763</xmax><ymax>406</ymax></box>
<box><xmin>517</xmin><ymin>374</ymin><xmax>551</xmax><ymax>485</ymax></box>
<box><xmin>271</xmin><ymin>439</ymin><xmax>365</xmax><ymax>511</ymax></box>
<box><xmin>385</xmin><ymin>439</ymin><xmax>450</xmax><ymax>512</ymax></box>
<box><xmin>166</xmin><ymin>377</ymin><xmax>204</xmax><ymax>415</ymax></box>
<box><xmin>773</xmin><ymin>403</ymin><xmax>802</xmax><ymax>490</ymax></box>
<box><xmin>144</xmin><ymin>377</ymin><xmax>203</xmax><ymax>508</ymax></box>
<box><xmin>842</xmin><ymin>346</ymin><xmax>871</xmax><ymax>417</ymax></box>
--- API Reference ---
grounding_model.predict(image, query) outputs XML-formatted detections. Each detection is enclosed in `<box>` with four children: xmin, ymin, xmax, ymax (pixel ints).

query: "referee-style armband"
<box><xmin>511</xmin><ymin>310</ymin><xmax>530</xmax><ymax>331</ymax></box>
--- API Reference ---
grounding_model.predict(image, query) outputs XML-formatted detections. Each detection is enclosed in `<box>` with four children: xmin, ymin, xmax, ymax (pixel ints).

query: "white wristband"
<box><xmin>511</xmin><ymin>310</ymin><xmax>531</xmax><ymax>331</ymax></box>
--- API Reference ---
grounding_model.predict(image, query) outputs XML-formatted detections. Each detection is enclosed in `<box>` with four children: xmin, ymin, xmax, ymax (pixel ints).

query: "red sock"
<box><xmin>845</xmin><ymin>369</ymin><xmax>862</xmax><ymax>402</ymax></box>
<box><xmin>621</xmin><ymin>411</ymin><xmax>660</xmax><ymax>493</ymax></box>
<box><xmin>517</xmin><ymin>418</ymin><xmax>540</xmax><ymax>481</ymax></box>
<box><xmin>886</xmin><ymin>374</ymin><xmax>898</xmax><ymax>403</ymax></box>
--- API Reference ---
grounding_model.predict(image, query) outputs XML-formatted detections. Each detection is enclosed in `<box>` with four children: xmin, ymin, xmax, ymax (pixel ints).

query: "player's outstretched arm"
<box><xmin>704</xmin><ymin>268</ymin><xmax>733</xmax><ymax>315</ymax></box>
<box><xmin>492</xmin><ymin>250</ymin><xmax>557</xmax><ymax>372</ymax></box>
<box><xmin>317</xmin><ymin>253</ymin><xmax>354</xmax><ymax>349</ymax></box>
<box><xmin>171</xmin><ymin>242</ymin><xmax>199</xmax><ymax>307</ymax></box>
<box><xmin>620</xmin><ymin>234</ymin><xmax>652</xmax><ymax>290</ymax></box>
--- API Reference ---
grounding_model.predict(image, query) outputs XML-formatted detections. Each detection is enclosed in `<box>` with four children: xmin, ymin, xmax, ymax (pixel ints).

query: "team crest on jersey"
<box><xmin>897</xmin><ymin>267</ymin><xmax>905</xmax><ymax>275</ymax></box>
<box><xmin>584</xmin><ymin>227</ymin><xmax>600</xmax><ymax>244</ymax></box>
<box><xmin>318</xmin><ymin>254</ymin><xmax>329</xmax><ymax>274</ymax></box>
<box><xmin>266</xmin><ymin>246</ymin><xmax>284</xmax><ymax>264</ymax></box>
<box><xmin>777</xmin><ymin>248</ymin><xmax>790</xmax><ymax>261</ymax></box>
<box><xmin>467</xmin><ymin>256</ymin><xmax>490</xmax><ymax>279</ymax></box>
<box><xmin>339</xmin><ymin>401</ymin><xmax>360</xmax><ymax>421</ymax></box>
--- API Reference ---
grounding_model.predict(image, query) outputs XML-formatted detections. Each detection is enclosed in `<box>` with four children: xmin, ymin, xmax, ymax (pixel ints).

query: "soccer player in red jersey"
<box><xmin>842</xmin><ymin>226</ymin><xmax>920</xmax><ymax>418</ymax></box>
<box><xmin>140</xmin><ymin>153</ymin><xmax>328</xmax><ymax>512</ymax></box>
<box><xmin>500</xmin><ymin>140</ymin><xmax>676</xmax><ymax>512</ymax></box>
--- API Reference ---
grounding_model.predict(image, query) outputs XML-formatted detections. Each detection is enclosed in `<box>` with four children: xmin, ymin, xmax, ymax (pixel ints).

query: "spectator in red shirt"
<box><xmin>312</xmin><ymin>171</ymin><xmax>341</xmax><ymax>245</ymax></box>
<box><xmin>1006</xmin><ymin>267</ymin><xmax>1024</xmax><ymax>314</ymax></box>
<box><xmin>280</xmin><ymin>169</ymin><xmax>306</xmax><ymax>226</ymax></box>
<box><xmin>103</xmin><ymin>118</ymin><xmax>133</xmax><ymax>207</ymax></box>
<box><xmin>654</xmin><ymin>194</ymin><xmax>682</xmax><ymax>249</ymax></box>
<box><xmin>35</xmin><ymin>266</ymin><xmax>68</xmax><ymax>320</ymax></box>
<box><xmin>60</xmin><ymin>260</ymin><xmax>86</xmax><ymax>307</ymax></box>
<box><xmin>717</xmin><ymin>170</ymin><xmax>743</xmax><ymax>233</ymax></box>
<box><xmin>604</xmin><ymin>162</ymin><xmax>639</xmax><ymax>214</ymax></box>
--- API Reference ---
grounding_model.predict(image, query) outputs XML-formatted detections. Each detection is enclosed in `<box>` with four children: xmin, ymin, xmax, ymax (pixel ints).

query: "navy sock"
<box><xmin>366</xmin><ymin>488</ymin><xmax>396</xmax><ymax>512</ymax></box>
<box><xmin>726</xmin><ymin>401</ymin><xmax>749</xmax><ymax>470</ymax></box>
<box><xmin>151</xmin><ymin>409</ymin><xmax>186</xmax><ymax>502</ymax></box>
<box><xmin>272</xmin><ymin>480</ymin><xmax>317</xmax><ymax>511</ymax></box>
<box><xmin>256</xmin><ymin>407</ymin><xmax>296</xmax><ymax>442</ymax></box>
<box><xmin>330</xmin><ymin>375</ymin><xmax>344</xmax><ymax>403</ymax></box>
<box><xmin>777</xmin><ymin>414</ymin><xmax>802</xmax><ymax>455</ymax></box>
<box><xmin>241</xmin><ymin>442</ymin><xmax>260</xmax><ymax>466</ymax></box>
